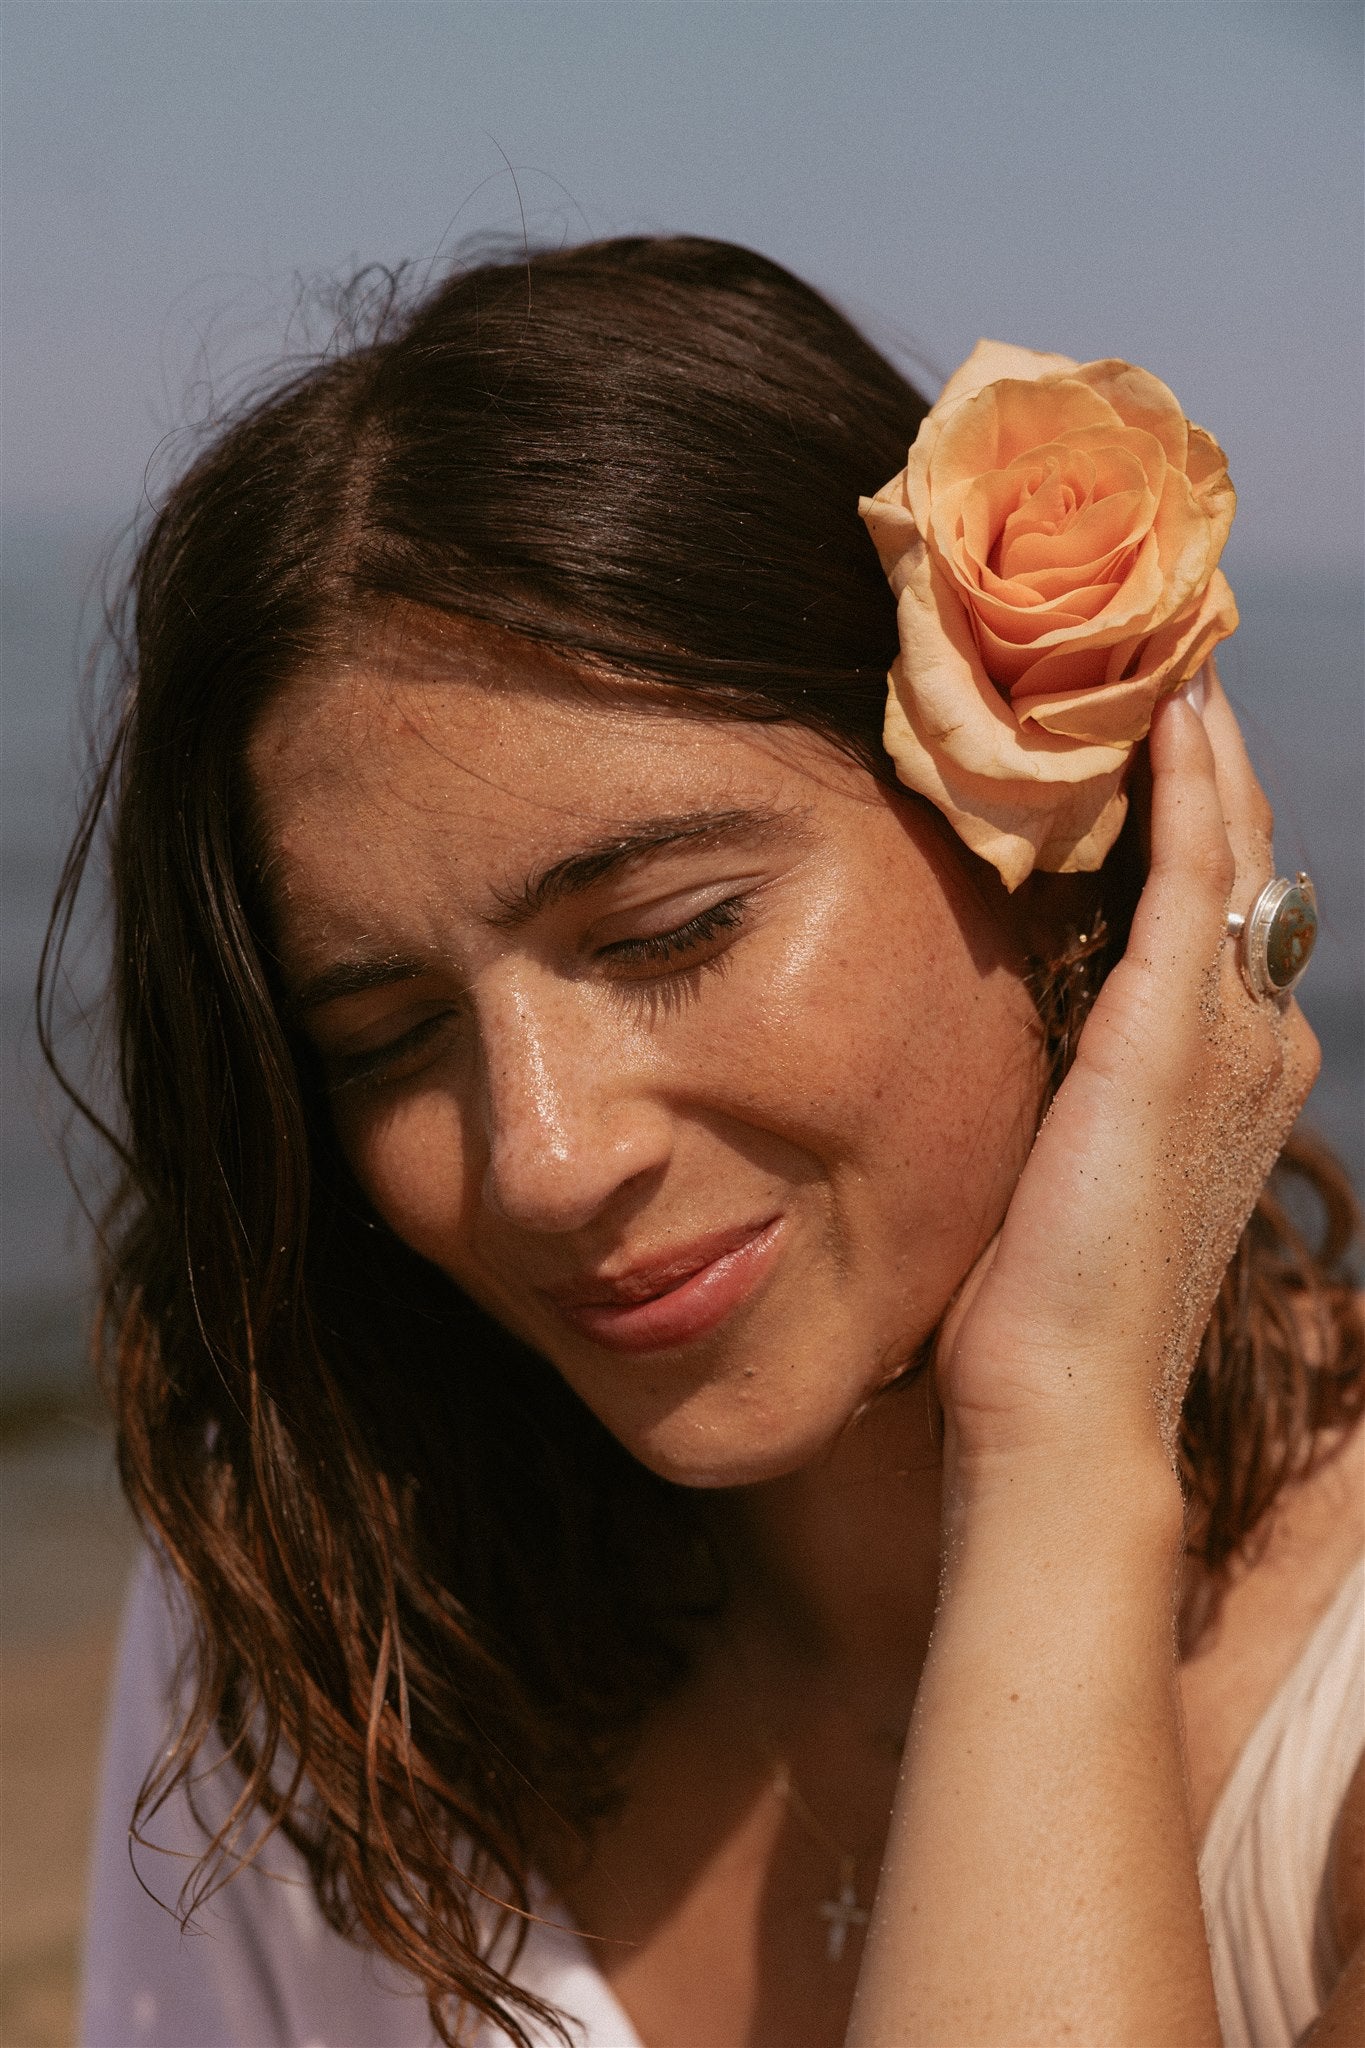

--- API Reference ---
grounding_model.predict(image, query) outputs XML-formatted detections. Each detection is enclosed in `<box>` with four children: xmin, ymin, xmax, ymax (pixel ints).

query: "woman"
<box><xmin>61</xmin><ymin>238</ymin><xmax>1362</xmax><ymax>2047</ymax></box>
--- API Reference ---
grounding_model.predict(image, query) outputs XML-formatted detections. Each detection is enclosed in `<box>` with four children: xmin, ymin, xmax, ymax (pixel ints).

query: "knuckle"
<box><xmin>1190</xmin><ymin>838</ymin><xmax>1237</xmax><ymax>899</ymax></box>
<box><xmin>1283</xmin><ymin>1004</ymin><xmax>1323</xmax><ymax>1090</ymax></box>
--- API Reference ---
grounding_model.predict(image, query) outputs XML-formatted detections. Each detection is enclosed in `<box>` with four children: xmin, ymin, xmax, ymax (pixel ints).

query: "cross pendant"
<box><xmin>817</xmin><ymin>1858</ymin><xmax>869</xmax><ymax>1963</ymax></box>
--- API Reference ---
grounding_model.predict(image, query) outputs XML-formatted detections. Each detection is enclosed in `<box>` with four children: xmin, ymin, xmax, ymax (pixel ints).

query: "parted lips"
<box><xmin>860</xmin><ymin>339</ymin><xmax>1238</xmax><ymax>890</ymax></box>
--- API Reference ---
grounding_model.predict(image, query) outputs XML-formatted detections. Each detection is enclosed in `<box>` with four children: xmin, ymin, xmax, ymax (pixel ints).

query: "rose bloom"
<box><xmin>861</xmin><ymin>339</ymin><xmax>1238</xmax><ymax>890</ymax></box>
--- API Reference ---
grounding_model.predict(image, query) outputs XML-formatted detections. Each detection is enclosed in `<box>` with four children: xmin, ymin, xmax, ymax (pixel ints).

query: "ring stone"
<box><xmin>1237</xmin><ymin>872</ymin><xmax>1318</xmax><ymax>1000</ymax></box>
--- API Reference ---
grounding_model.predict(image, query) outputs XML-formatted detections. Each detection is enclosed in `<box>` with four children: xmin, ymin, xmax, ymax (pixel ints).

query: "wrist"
<box><xmin>943</xmin><ymin>1426</ymin><xmax>1187</xmax><ymax>1574</ymax></box>
<box><xmin>940</xmin><ymin>1331</ymin><xmax>1187</xmax><ymax>1493</ymax></box>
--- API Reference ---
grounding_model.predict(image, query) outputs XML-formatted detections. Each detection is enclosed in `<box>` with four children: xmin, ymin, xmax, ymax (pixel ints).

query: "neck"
<box><xmin>703</xmin><ymin>1370</ymin><xmax>946</xmax><ymax>1691</ymax></box>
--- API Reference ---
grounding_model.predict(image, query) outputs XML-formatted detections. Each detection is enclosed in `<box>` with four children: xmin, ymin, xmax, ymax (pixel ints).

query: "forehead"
<box><xmin>246</xmin><ymin>626</ymin><xmax>877</xmax><ymax>917</ymax></box>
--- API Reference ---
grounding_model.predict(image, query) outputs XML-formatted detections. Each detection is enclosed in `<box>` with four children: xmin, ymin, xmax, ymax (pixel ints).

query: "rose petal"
<box><xmin>995</xmin><ymin>480</ymin><xmax>1149</xmax><ymax>580</ymax></box>
<box><xmin>1071</xmin><ymin>359</ymin><xmax>1190</xmax><ymax>468</ymax></box>
<box><xmin>935</xmin><ymin>338</ymin><xmax>1080</xmax><ymax>410</ymax></box>
<box><xmin>1145</xmin><ymin>462</ymin><xmax>1220</xmax><ymax>619</ymax></box>
<box><xmin>1012</xmin><ymin>568</ymin><xmax>1239</xmax><ymax>742</ymax></box>
<box><xmin>970</xmin><ymin>528</ymin><xmax>1176</xmax><ymax>670</ymax></box>
<box><xmin>1185</xmin><ymin>425</ymin><xmax>1237</xmax><ymax>545</ymax></box>
<box><xmin>994</xmin><ymin>578</ymin><xmax>1123</xmax><ymax>626</ymax></box>
<box><xmin>944</xmin><ymin>436</ymin><xmax>1160</xmax><ymax>592</ymax></box>
<box><xmin>1165</xmin><ymin>567</ymin><xmax>1240</xmax><ymax>680</ymax></box>
<box><xmin>1104</xmin><ymin>566</ymin><xmax>1240</xmax><ymax>702</ymax></box>
<box><xmin>934</xmin><ymin>427</ymin><xmax>1168</xmax><ymax>620</ymax></box>
<box><xmin>858</xmin><ymin>475</ymin><xmax>920</xmax><ymax>584</ymax></box>
<box><xmin>972</xmin><ymin>586</ymin><xmax>1128</xmax><ymax>659</ymax></box>
<box><xmin>1015</xmin><ymin>664</ymin><xmax>1172</xmax><ymax>744</ymax></box>
<box><xmin>884</xmin><ymin>684</ymin><xmax>1131</xmax><ymax>891</ymax></box>
<box><xmin>882</xmin><ymin>544</ymin><xmax>1131</xmax><ymax>888</ymax></box>
<box><xmin>921</xmin><ymin>379</ymin><xmax>1120</xmax><ymax>521</ymax></box>
<box><xmin>1003</xmin><ymin>559</ymin><xmax>1136</xmax><ymax>605</ymax></box>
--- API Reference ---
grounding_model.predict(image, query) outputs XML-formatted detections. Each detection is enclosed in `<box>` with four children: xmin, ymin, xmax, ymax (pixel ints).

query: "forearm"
<box><xmin>847</xmin><ymin>1444</ymin><xmax>1220</xmax><ymax>2048</ymax></box>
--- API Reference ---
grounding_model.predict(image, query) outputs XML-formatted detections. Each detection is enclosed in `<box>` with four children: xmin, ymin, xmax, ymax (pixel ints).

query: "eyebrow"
<box><xmin>485</xmin><ymin>805</ymin><xmax>798</xmax><ymax>930</ymax></box>
<box><xmin>287</xmin><ymin>951</ymin><xmax>430</xmax><ymax>1020</ymax></box>
<box><xmin>287</xmin><ymin>805</ymin><xmax>800</xmax><ymax>1018</ymax></box>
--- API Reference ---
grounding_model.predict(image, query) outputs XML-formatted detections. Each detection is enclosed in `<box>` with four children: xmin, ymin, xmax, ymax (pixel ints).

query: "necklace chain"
<box><xmin>770</xmin><ymin>1758</ymin><xmax>851</xmax><ymax>1869</ymax></box>
<box><xmin>724</xmin><ymin>1631</ymin><xmax>875</xmax><ymax>1964</ymax></box>
<box><xmin>769</xmin><ymin>1761</ymin><xmax>871</xmax><ymax>1962</ymax></box>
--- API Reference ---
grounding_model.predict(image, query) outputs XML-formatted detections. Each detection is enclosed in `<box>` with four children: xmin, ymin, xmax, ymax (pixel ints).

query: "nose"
<box><xmin>476</xmin><ymin>982</ymin><xmax>672</xmax><ymax>1233</ymax></box>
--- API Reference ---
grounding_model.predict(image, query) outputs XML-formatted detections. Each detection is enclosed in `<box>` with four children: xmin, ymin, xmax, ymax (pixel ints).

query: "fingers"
<box><xmin>1084</xmin><ymin>663</ymin><xmax>1305</xmax><ymax>1088</ymax></box>
<box><xmin>1136</xmin><ymin>660</ymin><xmax>1293</xmax><ymax>1015</ymax></box>
<box><xmin>1132</xmin><ymin>677</ymin><xmax>1235</xmax><ymax>987</ymax></box>
<box><xmin>1172</xmin><ymin>664</ymin><xmax>1313</xmax><ymax>1037</ymax></box>
<box><xmin>1194</xmin><ymin>661</ymin><xmax>1275</xmax><ymax>915</ymax></box>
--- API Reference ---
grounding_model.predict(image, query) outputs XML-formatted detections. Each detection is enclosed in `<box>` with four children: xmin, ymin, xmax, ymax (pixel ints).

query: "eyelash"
<box><xmin>325</xmin><ymin>1013</ymin><xmax>447</xmax><ymax>1091</ymax></box>
<box><xmin>600</xmin><ymin>893</ymin><xmax>747</xmax><ymax>967</ymax></box>
<box><xmin>325</xmin><ymin>895</ymin><xmax>750</xmax><ymax>1090</ymax></box>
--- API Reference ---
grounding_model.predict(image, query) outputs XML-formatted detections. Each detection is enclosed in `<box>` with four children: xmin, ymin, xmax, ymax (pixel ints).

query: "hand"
<box><xmin>936</xmin><ymin>664</ymin><xmax>1320</xmax><ymax>1480</ymax></box>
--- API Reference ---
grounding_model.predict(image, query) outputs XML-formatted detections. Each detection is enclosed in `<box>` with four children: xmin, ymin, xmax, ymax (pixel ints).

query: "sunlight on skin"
<box><xmin>249</xmin><ymin>624</ymin><xmax>1046</xmax><ymax>1497</ymax></box>
<box><xmin>239</xmin><ymin>628</ymin><xmax>1354</xmax><ymax>2048</ymax></box>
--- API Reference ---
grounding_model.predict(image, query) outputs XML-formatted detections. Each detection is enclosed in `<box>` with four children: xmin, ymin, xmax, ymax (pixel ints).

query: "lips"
<box><xmin>538</xmin><ymin>1216</ymin><xmax>784</xmax><ymax>1353</ymax></box>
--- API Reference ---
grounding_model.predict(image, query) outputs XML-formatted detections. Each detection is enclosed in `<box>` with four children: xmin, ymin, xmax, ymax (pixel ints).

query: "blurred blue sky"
<box><xmin>4</xmin><ymin>1</ymin><xmax>1362</xmax><ymax>583</ymax></box>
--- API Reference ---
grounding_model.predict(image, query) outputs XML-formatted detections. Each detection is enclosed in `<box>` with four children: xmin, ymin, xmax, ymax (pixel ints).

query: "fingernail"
<box><xmin>1180</xmin><ymin>671</ymin><xmax>1208</xmax><ymax>717</ymax></box>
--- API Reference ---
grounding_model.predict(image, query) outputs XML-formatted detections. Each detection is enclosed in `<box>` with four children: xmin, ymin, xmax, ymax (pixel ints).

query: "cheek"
<box><xmin>739</xmin><ymin>854</ymin><xmax>1046</xmax><ymax>1342</ymax></box>
<box><xmin>840</xmin><ymin>973</ymin><xmax>1043</xmax><ymax>1316</ymax></box>
<box><xmin>336</xmin><ymin>1091</ymin><xmax>473</xmax><ymax>1268</ymax></box>
<box><xmin>700</xmin><ymin>855</ymin><xmax>1042</xmax><ymax>1182</ymax></box>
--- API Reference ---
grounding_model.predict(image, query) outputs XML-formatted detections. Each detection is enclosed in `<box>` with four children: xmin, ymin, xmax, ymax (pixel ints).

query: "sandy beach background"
<box><xmin>3</xmin><ymin>8</ymin><xmax>1359</xmax><ymax>2045</ymax></box>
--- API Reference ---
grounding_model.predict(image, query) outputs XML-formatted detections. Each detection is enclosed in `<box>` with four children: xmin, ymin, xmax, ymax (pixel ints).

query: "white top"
<box><xmin>81</xmin><ymin>1555</ymin><xmax>638</xmax><ymax>2048</ymax></box>
<box><xmin>82</xmin><ymin>1549</ymin><xmax>1364</xmax><ymax>2048</ymax></box>
<box><xmin>1198</xmin><ymin>1557</ymin><xmax>1364</xmax><ymax>2048</ymax></box>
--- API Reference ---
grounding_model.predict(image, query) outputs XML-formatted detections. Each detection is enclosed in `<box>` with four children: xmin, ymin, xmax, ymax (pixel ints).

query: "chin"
<box><xmin>610</xmin><ymin>1374</ymin><xmax>876</xmax><ymax>1491</ymax></box>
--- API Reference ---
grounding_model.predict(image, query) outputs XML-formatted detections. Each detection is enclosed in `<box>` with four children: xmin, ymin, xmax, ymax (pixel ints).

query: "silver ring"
<box><xmin>1227</xmin><ymin>872</ymin><xmax>1318</xmax><ymax>1000</ymax></box>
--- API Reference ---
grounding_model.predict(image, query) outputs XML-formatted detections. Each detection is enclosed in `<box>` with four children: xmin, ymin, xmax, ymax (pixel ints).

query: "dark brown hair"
<box><xmin>42</xmin><ymin>236</ymin><xmax>1363</xmax><ymax>2045</ymax></box>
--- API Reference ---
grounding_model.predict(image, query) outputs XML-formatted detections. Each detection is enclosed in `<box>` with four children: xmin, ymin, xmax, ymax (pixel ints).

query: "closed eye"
<box><xmin>322</xmin><ymin>1008</ymin><xmax>456</xmax><ymax>1091</ymax></box>
<box><xmin>599</xmin><ymin>894</ymin><xmax>748</xmax><ymax>970</ymax></box>
<box><xmin>321</xmin><ymin>896</ymin><xmax>751</xmax><ymax>1090</ymax></box>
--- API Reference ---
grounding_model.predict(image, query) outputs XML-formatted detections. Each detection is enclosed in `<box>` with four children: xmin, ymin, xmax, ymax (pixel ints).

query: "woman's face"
<box><xmin>250</xmin><ymin>625</ymin><xmax>1045</xmax><ymax>1487</ymax></box>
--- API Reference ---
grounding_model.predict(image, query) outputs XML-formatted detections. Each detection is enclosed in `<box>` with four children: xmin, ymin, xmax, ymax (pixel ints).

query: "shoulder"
<box><xmin>1269</xmin><ymin>1405</ymin><xmax>1365</xmax><ymax>1584</ymax></box>
<box><xmin>1190</xmin><ymin>1404</ymin><xmax>1363</xmax><ymax>1664</ymax></box>
<box><xmin>1314</xmin><ymin>1412</ymin><xmax>1365</xmax><ymax>1966</ymax></box>
<box><xmin>1180</xmin><ymin>1412</ymin><xmax>1364</xmax><ymax>1844</ymax></box>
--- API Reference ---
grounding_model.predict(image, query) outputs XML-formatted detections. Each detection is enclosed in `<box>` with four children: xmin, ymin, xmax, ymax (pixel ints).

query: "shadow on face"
<box><xmin>249</xmin><ymin>621</ymin><xmax>1049</xmax><ymax>1488</ymax></box>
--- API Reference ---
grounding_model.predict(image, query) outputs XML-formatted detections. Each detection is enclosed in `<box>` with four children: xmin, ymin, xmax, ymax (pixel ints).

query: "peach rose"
<box><xmin>860</xmin><ymin>339</ymin><xmax>1238</xmax><ymax>890</ymax></box>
